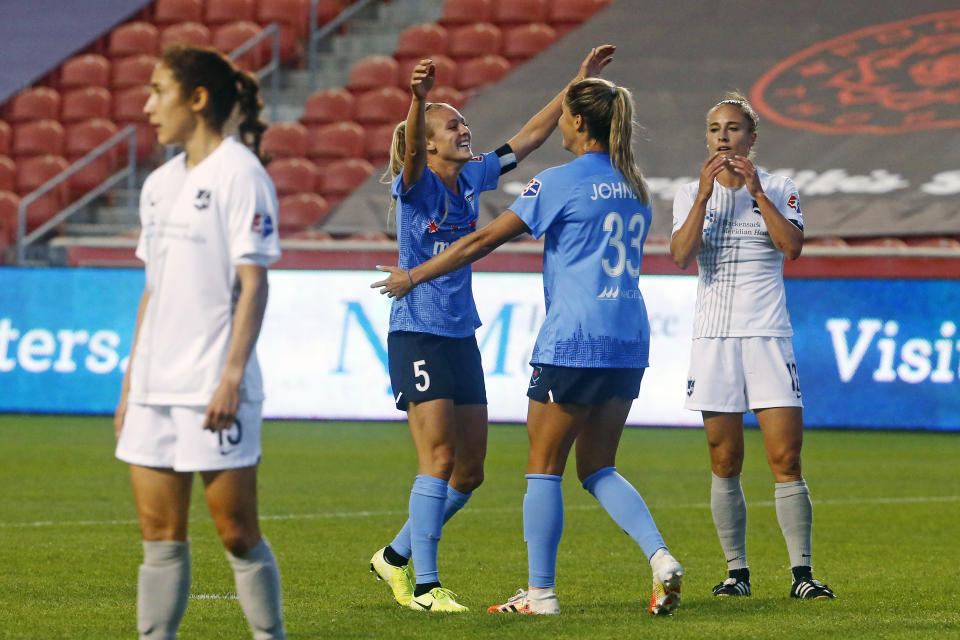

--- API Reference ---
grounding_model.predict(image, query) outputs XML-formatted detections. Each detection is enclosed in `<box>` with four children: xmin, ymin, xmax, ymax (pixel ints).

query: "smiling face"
<box><xmin>706</xmin><ymin>103</ymin><xmax>756</xmax><ymax>159</ymax></box>
<box><xmin>143</xmin><ymin>63</ymin><xmax>198</xmax><ymax>147</ymax></box>
<box><xmin>425</xmin><ymin>104</ymin><xmax>472</xmax><ymax>163</ymax></box>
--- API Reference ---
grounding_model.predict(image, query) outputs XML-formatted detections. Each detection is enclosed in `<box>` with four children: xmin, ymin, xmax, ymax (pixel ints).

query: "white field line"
<box><xmin>1</xmin><ymin>495</ymin><xmax>957</xmax><ymax>530</ymax></box>
<box><xmin>190</xmin><ymin>594</ymin><xmax>238</xmax><ymax>600</ymax></box>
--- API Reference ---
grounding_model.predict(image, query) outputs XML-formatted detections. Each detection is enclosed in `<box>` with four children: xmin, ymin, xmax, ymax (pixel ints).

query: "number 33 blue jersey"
<box><xmin>510</xmin><ymin>152</ymin><xmax>652</xmax><ymax>368</ymax></box>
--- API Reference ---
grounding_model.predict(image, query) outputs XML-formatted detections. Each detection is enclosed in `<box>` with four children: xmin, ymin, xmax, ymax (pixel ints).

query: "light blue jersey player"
<box><xmin>368</xmin><ymin>48</ymin><xmax>618</xmax><ymax>614</ymax></box>
<box><xmin>375</xmin><ymin>77</ymin><xmax>684</xmax><ymax>616</ymax></box>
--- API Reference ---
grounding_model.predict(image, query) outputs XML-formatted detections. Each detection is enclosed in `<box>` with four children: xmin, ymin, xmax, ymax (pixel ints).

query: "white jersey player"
<box><xmin>114</xmin><ymin>46</ymin><xmax>286</xmax><ymax>639</ymax></box>
<box><xmin>670</xmin><ymin>93</ymin><xmax>834</xmax><ymax>601</ymax></box>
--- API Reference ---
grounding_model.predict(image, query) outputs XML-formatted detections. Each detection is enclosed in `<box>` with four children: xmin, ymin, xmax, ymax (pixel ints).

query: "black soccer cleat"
<box><xmin>790</xmin><ymin>578</ymin><xmax>835</xmax><ymax>599</ymax></box>
<box><xmin>712</xmin><ymin>577</ymin><xmax>751</xmax><ymax>596</ymax></box>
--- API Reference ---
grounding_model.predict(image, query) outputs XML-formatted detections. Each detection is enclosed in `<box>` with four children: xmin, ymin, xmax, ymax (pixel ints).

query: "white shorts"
<box><xmin>684</xmin><ymin>337</ymin><xmax>803</xmax><ymax>413</ymax></box>
<box><xmin>115</xmin><ymin>402</ymin><xmax>263</xmax><ymax>472</ymax></box>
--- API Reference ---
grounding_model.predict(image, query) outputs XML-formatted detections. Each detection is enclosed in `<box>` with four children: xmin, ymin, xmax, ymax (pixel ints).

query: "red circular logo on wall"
<box><xmin>750</xmin><ymin>10</ymin><xmax>960</xmax><ymax>134</ymax></box>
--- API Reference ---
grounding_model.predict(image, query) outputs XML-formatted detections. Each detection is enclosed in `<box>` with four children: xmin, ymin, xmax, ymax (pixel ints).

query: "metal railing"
<box><xmin>15</xmin><ymin>125</ymin><xmax>137</xmax><ymax>265</ymax></box>
<box><xmin>308</xmin><ymin>0</ymin><xmax>381</xmax><ymax>80</ymax></box>
<box><xmin>229</xmin><ymin>22</ymin><xmax>281</xmax><ymax>122</ymax></box>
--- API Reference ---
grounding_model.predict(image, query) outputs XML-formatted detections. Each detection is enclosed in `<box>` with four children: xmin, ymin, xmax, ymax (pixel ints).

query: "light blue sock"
<box><xmin>524</xmin><ymin>474</ymin><xmax>564</xmax><ymax>589</ymax></box>
<box><xmin>582</xmin><ymin>466</ymin><xmax>665</xmax><ymax>560</ymax></box>
<box><xmin>408</xmin><ymin>474</ymin><xmax>449</xmax><ymax>585</ymax></box>
<box><xmin>389</xmin><ymin>484</ymin><xmax>473</xmax><ymax>560</ymax></box>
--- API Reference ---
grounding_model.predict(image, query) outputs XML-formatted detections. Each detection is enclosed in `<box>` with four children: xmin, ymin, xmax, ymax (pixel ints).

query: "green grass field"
<box><xmin>1</xmin><ymin>415</ymin><xmax>958</xmax><ymax>639</ymax></box>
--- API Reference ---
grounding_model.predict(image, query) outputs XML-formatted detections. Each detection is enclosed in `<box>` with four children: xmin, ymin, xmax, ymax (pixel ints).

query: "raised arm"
<box><xmin>372</xmin><ymin>211</ymin><xmax>530</xmax><ymax>298</ymax></box>
<box><xmin>400</xmin><ymin>59</ymin><xmax>436</xmax><ymax>191</ymax></box>
<box><xmin>506</xmin><ymin>45</ymin><xmax>616</xmax><ymax>163</ymax></box>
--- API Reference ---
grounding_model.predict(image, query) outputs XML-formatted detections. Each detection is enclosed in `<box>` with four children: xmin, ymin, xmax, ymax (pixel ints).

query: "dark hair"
<box><xmin>565</xmin><ymin>78</ymin><xmax>649</xmax><ymax>205</ymax></box>
<box><xmin>161</xmin><ymin>45</ymin><xmax>268</xmax><ymax>162</ymax></box>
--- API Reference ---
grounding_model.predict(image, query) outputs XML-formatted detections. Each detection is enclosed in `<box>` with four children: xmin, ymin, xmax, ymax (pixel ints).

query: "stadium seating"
<box><xmin>448</xmin><ymin>23</ymin><xmax>502</xmax><ymax>60</ymax></box>
<box><xmin>257</xmin><ymin>0</ymin><xmax>310</xmax><ymax>37</ymax></box>
<box><xmin>0</xmin><ymin>190</ymin><xmax>18</xmax><ymax>247</ymax></box>
<box><xmin>4</xmin><ymin>87</ymin><xmax>61</xmax><ymax>123</ymax></box>
<box><xmin>111</xmin><ymin>55</ymin><xmax>160</xmax><ymax>88</ymax></box>
<box><xmin>160</xmin><ymin>21</ymin><xmax>213</xmax><ymax>49</ymax></box>
<box><xmin>904</xmin><ymin>236</ymin><xmax>960</xmax><ymax>248</ymax></box>
<box><xmin>112</xmin><ymin>86</ymin><xmax>156</xmax><ymax>161</ymax></box>
<box><xmin>64</xmin><ymin>118</ymin><xmax>120</xmax><ymax>193</ymax></box>
<box><xmin>355</xmin><ymin>87</ymin><xmax>409</xmax><ymax>124</ymax></box>
<box><xmin>15</xmin><ymin>155</ymin><xmax>70</xmax><ymax>230</ymax></box>
<box><xmin>396</xmin><ymin>55</ymin><xmax>457</xmax><ymax>90</ymax></box>
<box><xmin>0</xmin><ymin>156</ymin><xmax>15</xmax><ymax>192</ymax></box>
<box><xmin>0</xmin><ymin>122</ymin><xmax>11</xmax><ymax>156</ymax></box>
<box><xmin>267</xmin><ymin>157</ymin><xmax>317</xmax><ymax>196</ymax></box>
<box><xmin>59</xmin><ymin>54</ymin><xmax>111</xmax><ymax>89</ymax></box>
<box><xmin>212</xmin><ymin>21</ymin><xmax>264</xmax><ymax>71</ymax></box>
<box><xmin>846</xmin><ymin>237</ymin><xmax>909</xmax><ymax>248</ymax></box>
<box><xmin>108</xmin><ymin>21</ymin><xmax>160</xmax><ymax>57</ymax></box>
<box><xmin>548</xmin><ymin>0</ymin><xmax>609</xmax><ymax>34</ymax></box>
<box><xmin>153</xmin><ymin>0</ymin><xmax>204</xmax><ymax>25</ymax></box>
<box><xmin>301</xmin><ymin>88</ymin><xmax>355</xmax><ymax>127</ymax></box>
<box><xmin>438</xmin><ymin>0</ymin><xmax>494</xmax><ymax>25</ymax></box>
<box><xmin>493</xmin><ymin>0</ymin><xmax>550</xmax><ymax>26</ymax></box>
<box><xmin>319</xmin><ymin>158</ymin><xmax>375</xmax><ymax>209</ymax></box>
<box><xmin>502</xmin><ymin>23</ymin><xmax>557</xmax><ymax>63</ymax></box>
<box><xmin>456</xmin><ymin>55</ymin><xmax>511</xmax><ymax>90</ymax></box>
<box><xmin>347</xmin><ymin>56</ymin><xmax>400</xmax><ymax>93</ymax></box>
<box><xmin>395</xmin><ymin>23</ymin><xmax>450</xmax><ymax>61</ymax></box>
<box><xmin>429</xmin><ymin>86</ymin><xmax>466</xmax><ymax>109</ymax></box>
<box><xmin>278</xmin><ymin>192</ymin><xmax>331</xmax><ymax>231</ymax></box>
<box><xmin>12</xmin><ymin>120</ymin><xmax>66</xmax><ymax>158</ymax></box>
<box><xmin>262</xmin><ymin>122</ymin><xmax>309</xmax><ymax>159</ymax></box>
<box><xmin>307</xmin><ymin>121</ymin><xmax>365</xmax><ymax>166</ymax></box>
<box><xmin>60</xmin><ymin>87</ymin><xmax>113</xmax><ymax>123</ymax></box>
<box><xmin>206</xmin><ymin>0</ymin><xmax>257</xmax><ymax>24</ymax></box>
<box><xmin>364</xmin><ymin>123</ymin><xmax>396</xmax><ymax>167</ymax></box>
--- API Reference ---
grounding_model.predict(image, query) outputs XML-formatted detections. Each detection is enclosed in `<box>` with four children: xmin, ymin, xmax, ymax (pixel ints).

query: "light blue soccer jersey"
<box><xmin>510</xmin><ymin>151</ymin><xmax>652</xmax><ymax>368</ymax></box>
<box><xmin>389</xmin><ymin>151</ymin><xmax>503</xmax><ymax>337</ymax></box>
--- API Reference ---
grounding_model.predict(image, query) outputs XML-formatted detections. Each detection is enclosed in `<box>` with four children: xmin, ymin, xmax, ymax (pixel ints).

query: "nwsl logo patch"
<box><xmin>787</xmin><ymin>193</ymin><xmax>802</xmax><ymax>213</ymax></box>
<box><xmin>529</xmin><ymin>365</ymin><xmax>543</xmax><ymax>388</ymax></box>
<box><xmin>251</xmin><ymin>212</ymin><xmax>274</xmax><ymax>237</ymax></box>
<box><xmin>194</xmin><ymin>189</ymin><xmax>211</xmax><ymax>210</ymax></box>
<box><xmin>521</xmin><ymin>179</ymin><xmax>542</xmax><ymax>198</ymax></box>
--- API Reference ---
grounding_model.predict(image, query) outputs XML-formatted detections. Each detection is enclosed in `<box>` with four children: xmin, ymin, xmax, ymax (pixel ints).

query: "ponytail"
<box><xmin>235</xmin><ymin>70</ymin><xmax>268</xmax><ymax>163</ymax></box>
<box><xmin>380</xmin><ymin>102</ymin><xmax>448</xmax><ymax>217</ymax></box>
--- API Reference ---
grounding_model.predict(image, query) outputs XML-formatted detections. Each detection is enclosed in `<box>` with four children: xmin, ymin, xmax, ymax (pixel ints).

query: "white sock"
<box><xmin>226</xmin><ymin>539</ymin><xmax>286</xmax><ymax>640</ymax></box>
<box><xmin>138</xmin><ymin>540</ymin><xmax>190</xmax><ymax>640</ymax></box>
<box><xmin>527</xmin><ymin>587</ymin><xmax>560</xmax><ymax>614</ymax></box>
<box><xmin>711</xmin><ymin>473</ymin><xmax>748</xmax><ymax>571</ymax></box>
<box><xmin>775</xmin><ymin>479</ymin><xmax>813</xmax><ymax>570</ymax></box>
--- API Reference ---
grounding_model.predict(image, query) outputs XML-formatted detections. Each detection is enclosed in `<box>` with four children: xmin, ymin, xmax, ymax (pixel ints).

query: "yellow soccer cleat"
<box><xmin>649</xmin><ymin>549</ymin><xmax>683</xmax><ymax>615</ymax></box>
<box><xmin>409</xmin><ymin>587</ymin><xmax>468</xmax><ymax>613</ymax></box>
<box><xmin>369</xmin><ymin>547</ymin><xmax>415</xmax><ymax>607</ymax></box>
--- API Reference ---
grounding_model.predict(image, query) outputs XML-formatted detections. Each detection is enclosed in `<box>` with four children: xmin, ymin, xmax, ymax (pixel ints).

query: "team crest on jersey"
<box><xmin>426</xmin><ymin>220</ymin><xmax>439</xmax><ymax>233</ymax></box>
<box><xmin>751</xmin><ymin>199</ymin><xmax>762</xmax><ymax>215</ymax></box>
<box><xmin>251</xmin><ymin>212</ymin><xmax>274</xmax><ymax>237</ymax></box>
<box><xmin>787</xmin><ymin>193</ymin><xmax>802</xmax><ymax>213</ymax></box>
<box><xmin>686</xmin><ymin>378</ymin><xmax>695</xmax><ymax>396</ymax></box>
<box><xmin>194</xmin><ymin>189</ymin><xmax>211</xmax><ymax>210</ymax></box>
<box><xmin>521</xmin><ymin>179</ymin><xmax>541</xmax><ymax>198</ymax></box>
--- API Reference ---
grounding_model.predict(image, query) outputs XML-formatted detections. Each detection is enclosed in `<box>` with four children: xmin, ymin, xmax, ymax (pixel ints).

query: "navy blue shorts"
<box><xmin>388</xmin><ymin>331</ymin><xmax>487</xmax><ymax>411</ymax></box>
<box><xmin>527</xmin><ymin>364</ymin><xmax>645</xmax><ymax>404</ymax></box>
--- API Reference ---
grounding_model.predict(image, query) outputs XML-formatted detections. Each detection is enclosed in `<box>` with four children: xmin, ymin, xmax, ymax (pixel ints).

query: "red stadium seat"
<box><xmin>549</xmin><ymin>0</ymin><xmax>609</xmax><ymax>35</ymax></box>
<box><xmin>261</xmin><ymin>122</ymin><xmax>309</xmax><ymax>159</ymax></box>
<box><xmin>154</xmin><ymin>0</ymin><xmax>204</xmax><ymax>25</ymax></box>
<box><xmin>112</xmin><ymin>86</ymin><xmax>156</xmax><ymax>160</ymax></box>
<box><xmin>307</xmin><ymin>121</ymin><xmax>364</xmax><ymax>165</ymax></box>
<box><xmin>313</xmin><ymin>0</ymin><xmax>343</xmax><ymax>26</ymax></box>
<box><xmin>502</xmin><ymin>23</ymin><xmax>557</xmax><ymax>63</ymax></box>
<box><xmin>213</xmin><ymin>21</ymin><xmax>265</xmax><ymax>71</ymax></box>
<box><xmin>15</xmin><ymin>155</ymin><xmax>70</xmax><ymax>230</ymax></box>
<box><xmin>12</xmin><ymin>120</ymin><xmax>66</xmax><ymax>157</ymax></box>
<box><xmin>804</xmin><ymin>236</ymin><xmax>848</xmax><ymax>247</ymax></box>
<box><xmin>108</xmin><ymin>21</ymin><xmax>160</xmax><ymax>57</ymax></box>
<box><xmin>448</xmin><ymin>23</ymin><xmax>502</xmax><ymax>60</ymax></box>
<box><xmin>59</xmin><ymin>54</ymin><xmax>111</xmax><ymax>89</ymax></box>
<box><xmin>493</xmin><ymin>0</ymin><xmax>549</xmax><ymax>25</ymax></box>
<box><xmin>257</xmin><ymin>0</ymin><xmax>310</xmax><ymax>37</ymax></box>
<box><xmin>430</xmin><ymin>86</ymin><xmax>466</xmax><ymax>109</ymax></box>
<box><xmin>4</xmin><ymin>87</ymin><xmax>61</xmax><ymax>123</ymax></box>
<box><xmin>267</xmin><ymin>157</ymin><xmax>317</xmax><ymax>196</ymax></box>
<box><xmin>904</xmin><ymin>236</ymin><xmax>960</xmax><ymax>248</ymax></box>
<box><xmin>206</xmin><ymin>0</ymin><xmax>257</xmax><ymax>24</ymax></box>
<box><xmin>64</xmin><ymin>119</ymin><xmax>121</xmax><ymax>193</ymax></box>
<box><xmin>160</xmin><ymin>21</ymin><xmax>213</xmax><ymax>49</ymax></box>
<box><xmin>0</xmin><ymin>156</ymin><xmax>15</xmax><ymax>192</ymax></box>
<box><xmin>845</xmin><ymin>237</ymin><xmax>909</xmax><ymax>248</ymax></box>
<box><xmin>61</xmin><ymin>87</ymin><xmax>113</xmax><ymax>123</ymax></box>
<box><xmin>0</xmin><ymin>190</ymin><xmax>18</xmax><ymax>247</ymax></box>
<box><xmin>355</xmin><ymin>87</ymin><xmax>409</xmax><ymax>124</ymax></box>
<box><xmin>111</xmin><ymin>55</ymin><xmax>160</xmax><ymax>88</ymax></box>
<box><xmin>319</xmin><ymin>158</ymin><xmax>374</xmax><ymax>209</ymax></box>
<box><xmin>439</xmin><ymin>0</ymin><xmax>493</xmax><ymax>25</ymax></box>
<box><xmin>301</xmin><ymin>88</ymin><xmax>355</xmax><ymax>126</ymax></box>
<box><xmin>456</xmin><ymin>55</ymin><xmax>510</xmax><ymax>91</ymax></box>
<box><xmin>346</xmin><ymin>56</ymin><xmax>399</xmax><ymax>93</ymax></box>
<box><xmin>278</xmin><ymin>192</ymin><xmax>331</xmax><ymax>231</ymax></box>
<box><xmin>0</xmin><ymin>122</ymin><xmax>10</xmax><ymax>156</ymax></box>
<box><xmin>397</xmin><ymin>55</ymin><xmax>457</xmax><ymax>90</ymax></box>
<box><xmin>395</xmin><ymin>23</ymin><xmax>449</xmax><ymax>60</ymax></box>
<box><xmin>364</xmin><ymin>123</ymin><xmax>396</xmax><ymax>167</ymax></box>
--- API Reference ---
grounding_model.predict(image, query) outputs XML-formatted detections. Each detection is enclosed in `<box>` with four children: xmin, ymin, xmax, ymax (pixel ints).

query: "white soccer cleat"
<box><xmin>649</xmin><ymin>549</ymin><xmax>683</xmax><ymax>615</ymax></box>
<box><xmin>487</xmin><ymin>588</ymin><xmax>560</xmax><ymax>615</ymax></box>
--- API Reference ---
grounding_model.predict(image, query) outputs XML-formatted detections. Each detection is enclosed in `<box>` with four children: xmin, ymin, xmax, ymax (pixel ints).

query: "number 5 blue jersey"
<box><xmin>509</xmin><ymin>152</ymin><xmax>652</xmax><ymax>368</ymax></box>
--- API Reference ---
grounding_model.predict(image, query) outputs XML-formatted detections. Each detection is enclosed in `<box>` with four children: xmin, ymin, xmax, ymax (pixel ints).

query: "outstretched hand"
<box><xmin>410</xmin><ymin>59</ymin><xmax>436</xmax><ymax>100</ymax></box>
<box><xmin>371</xmin><ymin>265</ymin><xmax>415</xmax><ymax>299</ymax></box>
<box><xmin>578</xmin><ymin>45</ymin><xmax>616</xmax><ymax>80</ymax></box>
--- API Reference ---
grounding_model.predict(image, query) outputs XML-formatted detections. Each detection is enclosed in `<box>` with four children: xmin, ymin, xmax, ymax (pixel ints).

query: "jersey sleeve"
<box><xmin>671</xmin><ymin>183</ymin><xmax>695</xmax><ymax>236</ymax></box>
<box><xmin>225</xmin><ymin>166</ymin><xmax>281</xmax><ymax>267</ymax></box>
<box><xmin>508</xmin><ymin>169</ymin><xmax>565</xmax><ymax>239</ymax></box>
<box><xmin>777</xmin><ymin>177</ymin><xmax>804</xmax><ymax>229</ymax></box>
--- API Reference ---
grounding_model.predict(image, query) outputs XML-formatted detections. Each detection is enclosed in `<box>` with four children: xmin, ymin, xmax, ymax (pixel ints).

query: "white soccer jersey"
<box><xmin>128</xmin><ymin>137</ymin><xmax>281</xmax><ymax>406</ymax></box>
<box><xmin>672</xmin><ymin>171</ymin><xmax>803</xmax><ymax>338</ymax></box>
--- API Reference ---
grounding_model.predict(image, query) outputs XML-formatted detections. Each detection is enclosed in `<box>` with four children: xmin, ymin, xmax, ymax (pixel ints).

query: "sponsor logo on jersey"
<box><xmin>521</xmin><ymin>179</ymin><xmax>542</xmax><ymax>198</ymax></box>
<box><xmin>597</xmin><ymin>286</ymin><xmax>619</xmax><ymax>300</ymax></box>
<box><xmin>469</xmin><ymin>155</ymin><xmax>483</xmax><ymax>162</ymax></box>
<box><xmin>686</xmin><ymin>378</ymin><xmax>696</xmax><ymax>396</ymax></box>
<box><xmin>194</xmin><ymin>189</ymin><xmax>211</xmax><ymax>210</ymax></box>
<box><xmin>251</xmin><ymin>212</ymin><xmax>274</xmax><ymax>237</ymax></box>
<box><xmin>787</xmin><ymin>193</ymin><xmax>802</xmax><ymax>213</ymax></box>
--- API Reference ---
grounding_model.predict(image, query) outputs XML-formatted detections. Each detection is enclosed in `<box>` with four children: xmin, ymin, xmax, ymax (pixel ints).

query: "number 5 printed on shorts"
<box><xmin>413</xmin><ymin>359</ymin><xmax>431</xmax><ymax>391</ymax></box>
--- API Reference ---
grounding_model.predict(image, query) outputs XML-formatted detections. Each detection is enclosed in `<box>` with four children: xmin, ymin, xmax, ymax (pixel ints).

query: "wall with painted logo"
<box><xmin>1</xmin><ymin>268</ymin><xmax>957</xmax><ymax>430</ymax></box>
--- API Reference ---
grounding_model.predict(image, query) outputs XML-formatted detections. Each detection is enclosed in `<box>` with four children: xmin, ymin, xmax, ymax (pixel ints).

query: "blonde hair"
<box><xmin>380</xmin><ymin>102</ymin><xmax>450</xmax><ymax>183</ymax></box>
<box><xmin>565</xmin><ymin>78</ymin><xmax>649</xmax><ymax>205</ymax></box>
